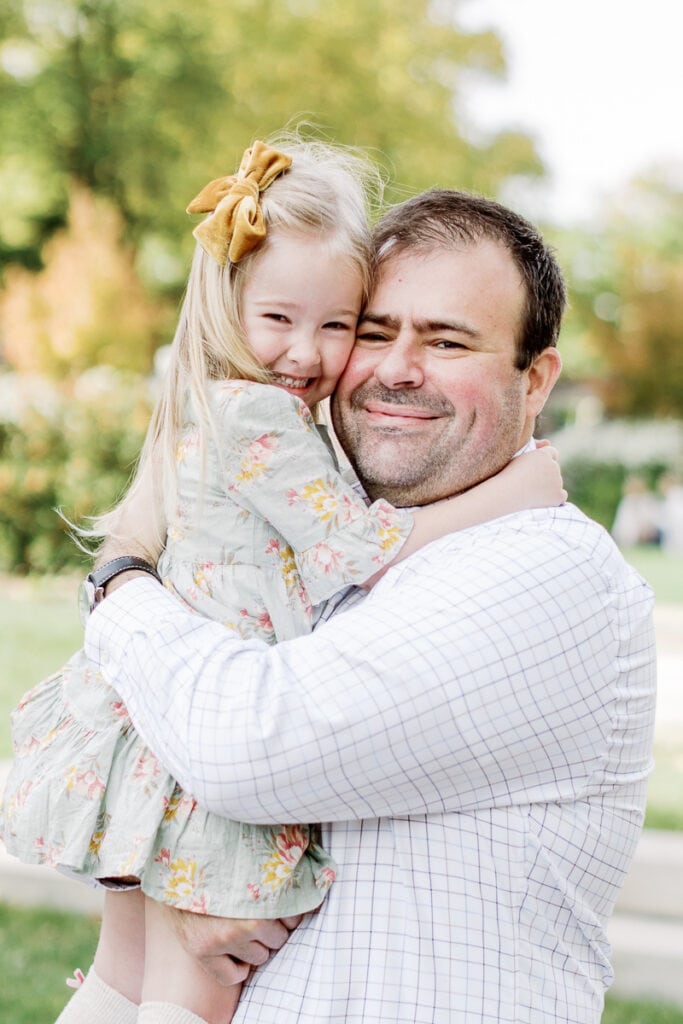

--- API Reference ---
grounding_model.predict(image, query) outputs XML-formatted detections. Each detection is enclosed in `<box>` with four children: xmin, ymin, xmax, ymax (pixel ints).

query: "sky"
<box><xmin>457</xmin><ymin>0</ymin><xmax>682</xmax><ymax>225</ymax></box>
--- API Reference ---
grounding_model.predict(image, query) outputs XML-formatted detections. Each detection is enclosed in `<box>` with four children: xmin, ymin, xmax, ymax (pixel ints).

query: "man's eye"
<box><xmin>356</xmin><ymin>331</ymin><xmax>389</xmax><ymax>343</ymax></box>
<box><xmin>434</xmin><ymin>339</ymin><xmax>466</xmax><ymax>350</ymax></box>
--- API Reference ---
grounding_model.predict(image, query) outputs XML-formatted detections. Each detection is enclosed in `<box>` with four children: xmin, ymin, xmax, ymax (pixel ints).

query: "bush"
<box><xmin>0</xmin><ymin>369</ymin><xmax>153</xmax><ymax>573</ymax></box>
<box><xmin>0</xmin><ymin>186</ymin><xmax>169</xmax><ymax>378</ymax></box>
<box><xmin>551</xmin><ymin>418</ymin><xmax>683</xmax><ymax>529</ymax></box>
<box><xmin>561</xmin><ymin>459</ymin><xmax>670</xmax><ymax>531</ymax></box>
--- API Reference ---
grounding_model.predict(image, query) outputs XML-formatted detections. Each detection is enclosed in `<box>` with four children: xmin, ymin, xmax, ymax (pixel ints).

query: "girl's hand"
<box><xmin>362</xmin><ymin>440</ymin><xmax>566</xmax><ymax>589</ymax></box>
<box><xmin>495</xmin><ymin>444</ymin><xmax>567</xmax><ymax>513</ymax></box>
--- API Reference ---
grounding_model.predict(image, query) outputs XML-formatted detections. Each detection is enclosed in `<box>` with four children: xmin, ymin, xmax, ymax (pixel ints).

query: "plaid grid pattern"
<box><xmin>86</xmin><ymin>504</ymin><xmax>656</xmax><ymax>1023</ymax></box>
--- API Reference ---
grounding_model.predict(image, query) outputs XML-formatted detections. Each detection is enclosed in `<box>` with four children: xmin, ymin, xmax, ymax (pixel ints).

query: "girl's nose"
<box><xmin>286</xmin><ymin>331</ymin><xmax>322</xmax><ymax>371</ymax></box>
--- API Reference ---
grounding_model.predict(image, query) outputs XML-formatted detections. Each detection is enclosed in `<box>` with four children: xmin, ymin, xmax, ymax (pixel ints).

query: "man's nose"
<box><xmin>373</xmin><ymin>338</ymin><xmax>424</xmax><ymax>389</ymax></box>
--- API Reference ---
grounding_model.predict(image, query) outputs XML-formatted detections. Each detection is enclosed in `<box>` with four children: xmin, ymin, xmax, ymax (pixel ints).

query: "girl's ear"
<box><xmin>524</xmin><ymin>347</ymin><xmax>562</xmax><ymax>420</ymax></box>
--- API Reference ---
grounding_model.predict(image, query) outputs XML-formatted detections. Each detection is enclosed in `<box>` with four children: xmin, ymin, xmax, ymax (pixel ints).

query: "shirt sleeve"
<box><xmin>213</xmin><ymin>382</ymin><xmax>413</xmax><ymax>603</ymax></box>
<box><xmin>84</xmin><ymin>509</ymin><xmax>656</xmax><ymax>825</ymax></box>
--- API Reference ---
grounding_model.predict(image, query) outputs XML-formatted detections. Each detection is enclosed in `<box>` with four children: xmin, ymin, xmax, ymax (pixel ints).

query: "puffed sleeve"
<box><xmin>211</xmin><ymin>381</ymin><xmax>413</xmax><ymax>604</ymax></box>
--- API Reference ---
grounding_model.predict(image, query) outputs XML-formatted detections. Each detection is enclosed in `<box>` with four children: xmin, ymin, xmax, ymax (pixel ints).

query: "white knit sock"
<box><xmin>54</xmin><ymin>967</ymin><xmax>138</xmax><ymax>1024</ymax></box>
<box><xmin>138</xmin><ymin>1003</ymin><xmax>208</xmax><ymax>1024</ymax></box>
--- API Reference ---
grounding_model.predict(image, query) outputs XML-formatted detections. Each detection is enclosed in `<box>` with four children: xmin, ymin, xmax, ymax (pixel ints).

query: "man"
<box><xmin>84</xmin><ymin>190</ymin><xmax>656</xmax><ymax>1023</ymax></box>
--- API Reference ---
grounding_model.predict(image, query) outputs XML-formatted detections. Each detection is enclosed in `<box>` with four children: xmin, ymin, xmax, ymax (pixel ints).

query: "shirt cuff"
<box><xmin>84</xmin><ymin>575</ymin><xmax>177</xmax><ymax>678</ymax></box>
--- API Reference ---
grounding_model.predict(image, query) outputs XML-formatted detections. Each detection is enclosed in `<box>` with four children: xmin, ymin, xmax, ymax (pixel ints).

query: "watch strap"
<box><xmin>88</xmin><ymin>556</ymin><xmax>162</xmax><ymax>593</ymax></box>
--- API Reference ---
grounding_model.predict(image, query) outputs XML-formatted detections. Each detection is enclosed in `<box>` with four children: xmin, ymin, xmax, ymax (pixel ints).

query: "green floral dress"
<box><xmin>0</xmin><ymin>381</ymin><xmax>412</xmax><ymax>917</ymax></box>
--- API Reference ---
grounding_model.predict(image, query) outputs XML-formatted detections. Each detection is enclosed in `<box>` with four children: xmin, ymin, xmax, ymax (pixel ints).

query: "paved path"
<box><xmin>1</xmin><ymin>604</ymin><xmax>682</xmax><ymax>1006</ymax></box>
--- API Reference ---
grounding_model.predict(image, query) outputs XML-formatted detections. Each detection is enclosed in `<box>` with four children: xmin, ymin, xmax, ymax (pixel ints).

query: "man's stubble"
<box><xmin>332</xmin><ymin>379</ymin><xmax>527</xmax><ymax>508</ymax></box>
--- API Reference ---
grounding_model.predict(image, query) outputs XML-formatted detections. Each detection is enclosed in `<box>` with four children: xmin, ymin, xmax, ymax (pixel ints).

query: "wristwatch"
<box><xmin>78</xmin><ymin>556</ymin><xmax>162</xmax><ymax>624</ymax></box>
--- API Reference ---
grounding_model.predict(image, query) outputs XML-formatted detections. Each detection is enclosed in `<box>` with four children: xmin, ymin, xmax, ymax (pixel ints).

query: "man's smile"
<box><xmin>362</xmin><ymin>402</ymin><xmax>442</xmax><ymax>429</ymax></box>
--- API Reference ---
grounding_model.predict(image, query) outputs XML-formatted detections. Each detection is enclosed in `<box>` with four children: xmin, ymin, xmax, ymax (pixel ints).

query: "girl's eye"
<box><xmin>264</xmin><ymin>313</ymin><xmax>289</xmax><ymax>323</ymax></box>
<box><xmin>324</xmin><ymin>321</ymin><xmax>353</xmax><ymax>331</ymax></box>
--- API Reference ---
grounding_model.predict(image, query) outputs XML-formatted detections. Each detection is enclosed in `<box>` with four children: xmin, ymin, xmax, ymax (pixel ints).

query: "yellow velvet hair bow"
<box><xmin>186</xmin><ymin>141</ymin><xmax>293</xmax><ymax>265</ymax></box>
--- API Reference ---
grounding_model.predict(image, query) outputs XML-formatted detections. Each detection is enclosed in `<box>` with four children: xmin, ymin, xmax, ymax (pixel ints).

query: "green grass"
<box><xmin>645</xmin><ymin>743</ymin><xmax>683</xmax><ymax>831</ymax></box>
<box><xmin>0</xmin><ymin>902</ymin><xmax>100</xmax><ymax>1023</ymax></box>
<box><xmin>602</xmin><ymin>997</ymin><xmax>683</xmax><ymax>1024</ymax></box>
<box><xmin>621</xmin><ymin>546</ymin><xmax>683</xmax><ymax>832</ymax></box>
<box><xmin>0</xmin><ymin>574</ymin><xmax>83</xmax><ymax>758</ymax></box>
<box><xmin>0</xmin><ymin>901</ymin><xmax>682</xmax><ymax>1023</ymax></box>
<box><xmin>623</xmin><ymin>545</ymin><xmax>683</xmax><ymax>604</ymax></box>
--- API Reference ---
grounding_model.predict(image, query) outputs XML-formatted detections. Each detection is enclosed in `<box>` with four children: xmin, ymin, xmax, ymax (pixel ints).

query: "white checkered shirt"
<box><xmin>85</xmin><ymin>504</ymin><xmax>656</xmax><ymax>1023</ymax></box>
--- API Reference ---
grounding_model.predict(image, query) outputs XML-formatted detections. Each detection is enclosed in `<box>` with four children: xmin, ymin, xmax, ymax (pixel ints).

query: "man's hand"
<box><xmin>161</xmin><ymin>905</ymin><xmax>303</xmax><ymax>987</ymax></box>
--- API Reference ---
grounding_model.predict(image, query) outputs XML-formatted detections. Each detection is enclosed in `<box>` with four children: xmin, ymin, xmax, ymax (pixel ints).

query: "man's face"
<box><xmin>332</xmin><ymin>240</ymin><xmax>557</xmax><ymax>506</ymax></box>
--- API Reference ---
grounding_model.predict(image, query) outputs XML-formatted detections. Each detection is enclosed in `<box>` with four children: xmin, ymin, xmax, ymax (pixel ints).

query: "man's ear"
<box><xmin>524</xmin><ymin>347</ymin><xmax>562</xmax><ymax>419</ymax></box>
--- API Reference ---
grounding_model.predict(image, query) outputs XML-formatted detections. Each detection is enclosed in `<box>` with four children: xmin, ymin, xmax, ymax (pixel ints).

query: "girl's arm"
<box><xmin>363</xmin><ymin>444</ymin><xmax>566</xmax><ymax>588</ymax></box>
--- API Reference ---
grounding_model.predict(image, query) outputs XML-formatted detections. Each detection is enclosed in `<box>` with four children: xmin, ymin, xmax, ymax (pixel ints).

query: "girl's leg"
<box><xmin>55</xmin><ymin>888</ymin><xmax>145</xmax><ymax>1024</ymax></box>
<box><xmin>94</xmin><ymin>887</ymin><xmax>147</xmax><ymax>1001</ymax></box>
<box><xmin>141</xmin><ymin>896</ymin><xmax>242</xmax><ymax>1024</ymax></box>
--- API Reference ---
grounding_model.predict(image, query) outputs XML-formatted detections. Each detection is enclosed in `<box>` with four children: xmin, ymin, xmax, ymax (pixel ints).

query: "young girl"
<box><xmin>0</xmin><ymin>136</ymin><xmax>565</xmax><ymax>1024</ymax></box>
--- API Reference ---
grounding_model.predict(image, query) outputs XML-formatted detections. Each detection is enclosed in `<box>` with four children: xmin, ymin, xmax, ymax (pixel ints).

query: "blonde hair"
<box><xmin>91</xmin><ymin>131</ymin><xmax>383</xmax><ymax>550</ymax></box>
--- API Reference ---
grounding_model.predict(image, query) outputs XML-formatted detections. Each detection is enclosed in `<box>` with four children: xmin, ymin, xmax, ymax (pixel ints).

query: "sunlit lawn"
<box><xmin>622</xmin><ymin>547</ymin><xmax>683</xmax><ymax>831</ymax></box>
<box><xmin>645</xmin><ymin>743</ymin><xmax>683</xmax><ymax>831</ymax></box>
<box><xmin>0</xmin><ymin>573</ymin><xmax>82</xmax><ymax>757</ymax></box>
<box><xmin>602</xmin><ymin>998</ymin><xmax>683</xmax><ymax>1024</ymax></box>
<box><xmin>0</xmin><ymin>902</ymin><xmax>100</xmax><ymax>1023</ymax></box>
<box><xmin>623</xmin><ymin>545</ymin><xmax>683</xmax><ymax>605</ymax></box>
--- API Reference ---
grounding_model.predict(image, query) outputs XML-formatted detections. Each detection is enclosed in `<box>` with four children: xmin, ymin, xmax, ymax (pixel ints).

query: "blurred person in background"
<box><xmin>612</xmin><ymin>473</ymin><xmax>663</xmax><ymax>548</ymax></box>
<box><xmin>659</xmin><ymin>471</ymin><xmax>683</xmax><ymax>554</ymax></box>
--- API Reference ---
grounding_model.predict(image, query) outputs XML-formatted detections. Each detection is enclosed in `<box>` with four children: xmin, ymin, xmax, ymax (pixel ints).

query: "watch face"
<box><xmin>78</xmin><ymin>579</ymin><xmax>96</xmax><ymax>626</ymax></box>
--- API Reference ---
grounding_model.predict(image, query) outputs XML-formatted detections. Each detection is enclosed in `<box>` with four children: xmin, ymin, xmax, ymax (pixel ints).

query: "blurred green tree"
<box><xmin>0</xmin><ymin>0</ymin><xmax>542</xmax><ymax>284</ymax></box>
<box><xmin>561</xmin><ymin>167</ymin><xmax>683</xmax><ymax>418</ymax></box>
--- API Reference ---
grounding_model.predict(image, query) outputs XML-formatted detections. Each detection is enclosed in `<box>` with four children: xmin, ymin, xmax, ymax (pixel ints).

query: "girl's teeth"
<box><xmin>272</xmin><ymin>374</ymin><xmax>311</xmax><ymax>387</ymax></box>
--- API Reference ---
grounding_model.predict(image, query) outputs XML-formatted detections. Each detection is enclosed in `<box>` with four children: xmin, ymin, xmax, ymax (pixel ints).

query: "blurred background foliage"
<box><xmin>0</xmin><ymin>0</ymin><xmax>681</xmax><ymax>571</ymax></box>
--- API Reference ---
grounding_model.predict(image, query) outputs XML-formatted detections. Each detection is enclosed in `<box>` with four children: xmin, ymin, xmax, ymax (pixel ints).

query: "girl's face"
<box><xmin>241</xmin><ymin>232</ymin><xmax>364</xmax><ymax>408</ymax></box>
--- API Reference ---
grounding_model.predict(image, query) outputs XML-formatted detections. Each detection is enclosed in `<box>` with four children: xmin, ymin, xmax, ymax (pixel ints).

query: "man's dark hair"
<box><xmin>373</xmin><ymin>189</ymin><xmax>567</xmax><ymax>370</ymax></box>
